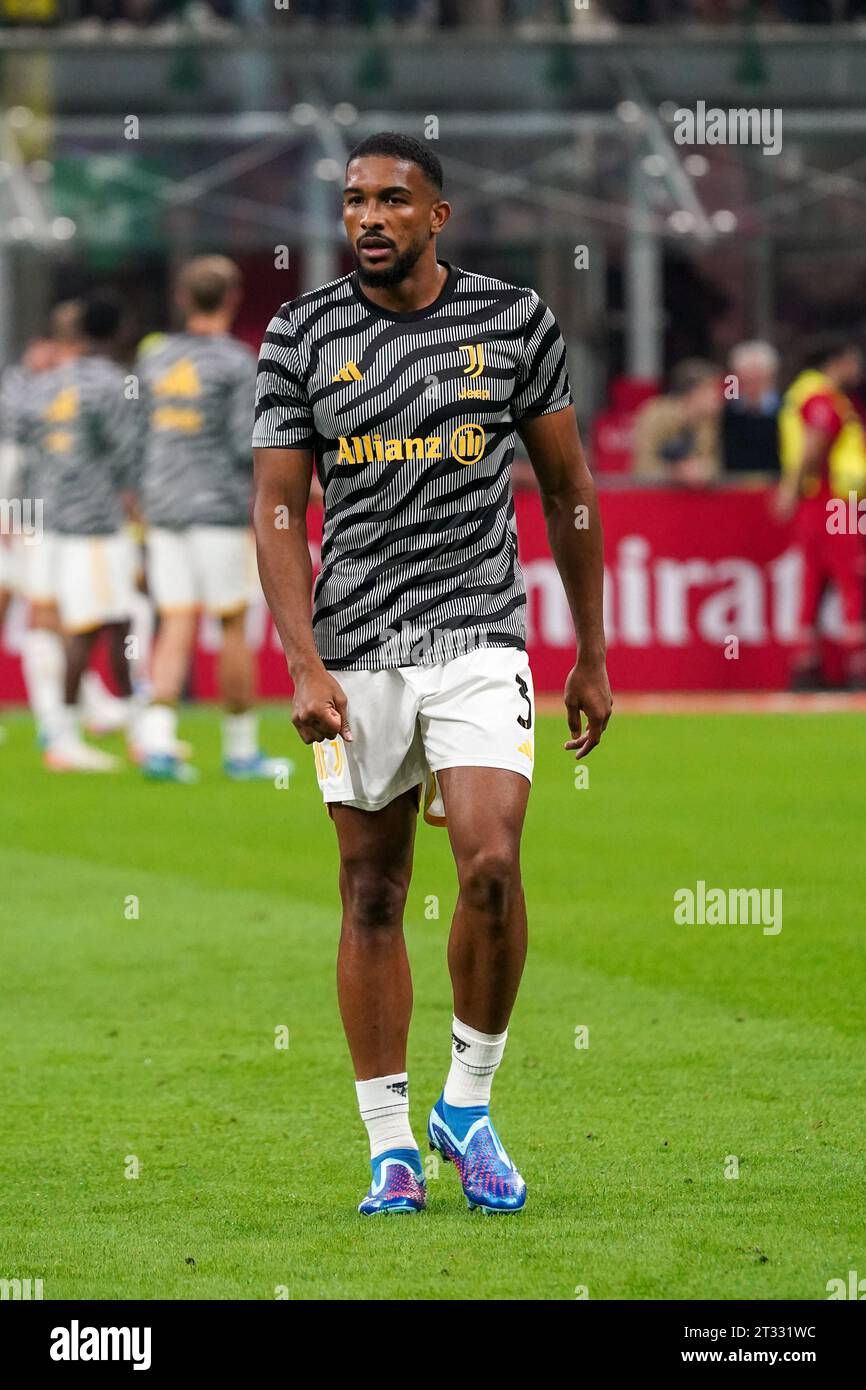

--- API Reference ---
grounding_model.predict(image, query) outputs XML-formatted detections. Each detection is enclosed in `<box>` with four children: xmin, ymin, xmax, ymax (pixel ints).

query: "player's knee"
<box><xmin>340</xmin><ymin>865</ymin><xmax>408</xmax><ymax>933</ymax></box>
<box><xmin>458</xmin><ymin>846</ymin><xmax>519</xmax><ymax>920</ymax></box>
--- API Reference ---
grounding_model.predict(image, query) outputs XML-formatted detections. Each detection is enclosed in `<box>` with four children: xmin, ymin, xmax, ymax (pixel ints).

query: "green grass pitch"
<box><xmin>0</xmin><ymin>704</ymin><xmax>862</xmax><ymax>1301</ymax></box>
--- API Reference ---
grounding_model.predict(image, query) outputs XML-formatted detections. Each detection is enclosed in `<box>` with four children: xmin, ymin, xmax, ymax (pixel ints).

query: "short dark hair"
<box><xmin>346</xmin><ymin>132</ymin><xmax>443</xmax><ymax>193</ymax></box>
<box><xmin>803</xmin><ymin>333</ymin><xmax>861</xmax><ymax>372</ymax></box>
<box><xmin>82</xmin><ymin>294</ymin><xmax>122</xmax><ymax>342</ymax></box>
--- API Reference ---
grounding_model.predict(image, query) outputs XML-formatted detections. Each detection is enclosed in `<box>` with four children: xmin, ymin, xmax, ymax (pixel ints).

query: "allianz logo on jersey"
<box><xmin>337</xmin><ymin>423</ymin><xmax>486</xmax><ymax>466</ymax></box>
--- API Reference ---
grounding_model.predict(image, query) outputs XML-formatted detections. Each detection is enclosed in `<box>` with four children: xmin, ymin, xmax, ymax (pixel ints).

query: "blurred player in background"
<box><xmin>3</xmin><ymin>334</ymin><xmax>62</xmax><ymax>751</ymax></box>
<box><xmin>776</xmin><ymin>335</ymin><xmax>866</xmax><ymax>690</ymax></box>
<box><xmin>16</xmin><ymin>297</ymin><xmax>141</xmax><ymax>771</ymax></box>
<box><xmin>0</xmin><ymin>358</ymin><xmax>29</xmax><ymax>643</ymax></box>
<box><xmin>135</xmin><ymin>255</ymin><xmax>288</xmax><ymax>782</ymax></box>
<box><xmin>4</xmin><ymin>312</ymin><xmax>134</xmax><ymax>759</ymax></box>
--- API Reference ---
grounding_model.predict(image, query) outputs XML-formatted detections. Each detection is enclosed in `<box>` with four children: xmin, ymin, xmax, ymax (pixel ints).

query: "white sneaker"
<box><xmin>83</xmin><ymin>705</ymin><xmax>129</xmax><ymax>736</ymax></box>
<box><xmin>45</xmin><ymin>740</ymin><xmax>120</xmax><ymax>773</ymax></box>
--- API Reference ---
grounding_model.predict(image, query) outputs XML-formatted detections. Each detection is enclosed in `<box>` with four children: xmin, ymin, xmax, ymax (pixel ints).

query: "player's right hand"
<box><xmin>291</xmin><ymin>668</ymin><xmax>353</xmax><ymax>744</ymax></box>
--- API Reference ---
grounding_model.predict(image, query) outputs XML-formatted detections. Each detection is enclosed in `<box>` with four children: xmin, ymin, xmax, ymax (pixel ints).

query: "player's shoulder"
<box><xmin>135</xmin><ymin>332</ymin><xmax>182</xmax><ymax>371</ymax></box>
<box><xmin>80</xmin><ymin>352</ymin><xmax>126</xmax><ymax>383</ymax></box>
<box><xmin>456</xmin><ymin>266</ymin><xmax>534</xmax><ymax>299</ymax></box>
<box><xmin>266</xmin><ymin>273</ymin><xmax>355</xmax><ymax>333</ymax></box>
<box><xmin>455</xmin><ymin>266</ymin><xmax>542</xmax><ymax>311</ymax></box>
<box><xmin>800</xmin><ymin>390</ymin><xmax>843</xmax><ymax>430</ymax></box>
<box><xmin>205</xmin><ymin>332</ymin><xmax>257</xmax><ymax>370</ymax></box>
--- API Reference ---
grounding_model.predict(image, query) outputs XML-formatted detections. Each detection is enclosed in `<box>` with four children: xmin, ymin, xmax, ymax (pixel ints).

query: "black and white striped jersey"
<box><xmin>137</xmin><ymin>332</ymin><xmax>257</xmax><ymax>530</ymax></box>
<box><xmin>253</xmin><ymin>260</ymin><xmax>573</xmax><ymax>670</ymax></box>
<box><xmin>15</xmin><ymin>354</ymin><xmax>136</xmax><ymax>536</ymax></box>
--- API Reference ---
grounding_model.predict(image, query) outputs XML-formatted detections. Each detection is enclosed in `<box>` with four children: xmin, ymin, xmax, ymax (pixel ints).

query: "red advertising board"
<box><xmin>0</xmin><ymin>488</ymin><xmax>844</xmax><ymax>700</ymax></box>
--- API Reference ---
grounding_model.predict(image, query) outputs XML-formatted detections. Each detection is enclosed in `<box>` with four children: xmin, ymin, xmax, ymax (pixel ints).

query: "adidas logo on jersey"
<box><xmin>153</xmin><ymin>358</ymin><xmax>201</xmax><ymax>398</ymax></box>
<box><xmin>332</xmin><ymin>360</ymin><xmax>363</xmax><ymax>382</ymax></box>
<box><xmin>43</xmin><ymin>386</ymin><xmax>79</xmax><ymax>422</ymax></box>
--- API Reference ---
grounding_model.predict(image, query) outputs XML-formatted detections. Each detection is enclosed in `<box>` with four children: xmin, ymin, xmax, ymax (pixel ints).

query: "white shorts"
<box><xmin>19</xmin><ymin>531</ymin><xmax>58</xmax><ymax>605</ymax></box>
<box><xmin>147</xmin><ymin>525</ymin><xmax>257</xmax><ymax>617</ymax></box>
<box><xmin>312</xmin><ymin>646</ymin><xmax>535</xmax><ymax>828</ymax></box>
<box><xmin>56</xmin><ymin>532</ymin><xmax>135</xmax><ymax>633</ymax></box>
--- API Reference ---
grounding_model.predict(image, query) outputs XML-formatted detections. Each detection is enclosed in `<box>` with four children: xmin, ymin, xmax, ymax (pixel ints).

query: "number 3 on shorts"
<box><xmin>515</xmin><ymin>671</ymin><xmax>532</xmax><ymax>730</ymax></box>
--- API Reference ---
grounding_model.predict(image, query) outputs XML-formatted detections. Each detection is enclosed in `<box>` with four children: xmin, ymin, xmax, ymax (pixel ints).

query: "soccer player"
<box><xmin>16</xmin><ymin>297</ymin><xmax>140</xmax><ymax>770</ymax></box>
<box><xmin>253</xmin><ymin>133</ymin><xmax>611</xmax><ymax>1215</ymax></box>
<box><xmin>3</xmin><ymin>335</ymin><xmax>65</xmax><ymax>751</ymax></box>
<box><xmin>776</xmin><ymin>336</ymin><xmax>866</xmax><ymax>690</ymax></box>
<box><xmin>6</xmin><ymin>317</ymin><xmax>129</xmax><ymax>756</ymax></box>
<box><xmin>136</xmin><ymin>256</ymin><xmax>287</xmax><ymax>781</ymax></box>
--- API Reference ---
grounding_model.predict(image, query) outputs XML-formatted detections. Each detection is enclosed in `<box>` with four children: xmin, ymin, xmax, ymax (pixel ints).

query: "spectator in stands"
<box><xmin>721</xmin><ymin>339</ymin><xmax>781</xmax><ymax>477</ymax></box>
<box><xmin>775</xmin><ymin>334</ymin><xmax>866</xmax><ymax>690</ymax></box>
<box><xmin>632</xmin><ymin>357</ymin><xmax>722</xmax><ymax>485</ymax></box>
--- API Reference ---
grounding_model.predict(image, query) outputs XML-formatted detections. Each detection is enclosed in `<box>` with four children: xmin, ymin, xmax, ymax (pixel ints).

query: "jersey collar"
<box><xmin>349</xmin><ymin>259</ymin><xmax>459</xmax><ymax>322</ymax></box>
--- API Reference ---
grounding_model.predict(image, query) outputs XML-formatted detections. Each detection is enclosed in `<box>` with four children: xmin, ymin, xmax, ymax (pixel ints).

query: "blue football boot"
<box><xmin>357</xmin><ymin>1147</ymin><xmax>426</xmax><ymax>1216</ymax></box>
<box><xmin>143</xmin><ymin>753</ymin><xmax>199</xmax><ymax>783</ymax></box>
<box><xmin>223</xmin><ymin>753</ymin><xmax>295</xmax><ymax>782</ymax></box>
<box><xmin>428</xmin><ymin>1095</ymin><xmax>526</xmax><ymax>1213</ymax></box>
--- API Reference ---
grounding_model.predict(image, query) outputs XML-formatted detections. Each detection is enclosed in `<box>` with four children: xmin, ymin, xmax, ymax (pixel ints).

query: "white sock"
<box><xmin>80</xmin><ymin>670</ymin><xmax>120</xmax><ymax>719</ymax></box>
<box><xmin>115</xmin><ymin>694</ymin><xmax>145</xmax><ymax>730</ymax></box>
<box><xmin>223</xmin><ymin>710</ymin><xmax>258</xmax><ymax>762</ymax></box>
<box><xmin>138</xmin><ymin>703</ymin><xmax>178</xmax><ymax>758</ymax></box>
<box><xmin>52</xmin><ymin>703</ymin><xmax>81</xmax><ymax>750</ymax></box>
<box><xmin>444</xmin><ymin>1016</ymin><xmax>508</xmax><ymax>1108</ymax></box>
<box><xmin>355</xmin><ymin>1073</ymin><xmax>417</xmax><ymax>1160</ymax></box>
<box><xmin>21</xmin><ymin>629</ymin><xmax>65</xmax><ymax>744</ymax></box>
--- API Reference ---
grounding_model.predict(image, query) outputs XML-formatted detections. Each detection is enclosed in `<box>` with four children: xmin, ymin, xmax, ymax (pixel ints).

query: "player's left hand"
<box><xmin>564</xmin><ymin>656</ymin><xmax>612</xmax><ymax>760</ymax></box>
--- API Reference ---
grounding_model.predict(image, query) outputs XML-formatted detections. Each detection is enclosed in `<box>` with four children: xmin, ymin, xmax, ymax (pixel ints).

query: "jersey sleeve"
<box><xmin>510</xmin><ymin>292</ymin><xmax>573</xmax><ymax>422</ymax></box>
<box><xmin>252</xmin><ymin>309</ymin><xmax>316</xmax><ymax>450</ymax></box>
<box><xmin>800</xmin><ymin>391</ymin><xmax>843</xmax><ymax>441</ymax></box>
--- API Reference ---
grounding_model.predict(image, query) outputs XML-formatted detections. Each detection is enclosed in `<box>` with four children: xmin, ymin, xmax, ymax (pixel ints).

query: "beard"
<box><xmin>355</xmin><ymin>235</ymin><xmax>427</xmax><ymax>289</ymax></box>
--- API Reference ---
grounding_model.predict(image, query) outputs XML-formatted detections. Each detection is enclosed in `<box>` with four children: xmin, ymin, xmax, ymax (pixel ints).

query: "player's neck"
<box><xmin>185</xmin><ymin>314</ymin><xmax>232</xmax><ymax>336</ymax></box>
<box><xmin>356</xmin><ymin>254</ymin><xmax>449</xmax><ymax>317</ymax></box>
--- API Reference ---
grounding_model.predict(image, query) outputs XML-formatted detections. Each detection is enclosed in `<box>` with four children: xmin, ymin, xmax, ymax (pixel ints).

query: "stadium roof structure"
<box><xmin>2</xmin><ymin>23</ymin><xmax>866</xmax><ymax>385</ymax></box>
